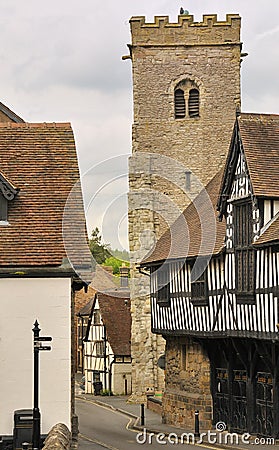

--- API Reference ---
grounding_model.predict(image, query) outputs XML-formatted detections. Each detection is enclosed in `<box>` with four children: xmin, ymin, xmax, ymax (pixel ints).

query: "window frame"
<box><xmin>174</xmin><ymin>88</ymin><xmax>186</xmax><ymax>119</ymax></box>
<box><xmin>190</xmin><ymin>258</ymin><xmax>209</xmax><ymax>306</ymax></box>
<box><xmin>155</xmin><ymin>265</ymin><xmax>171</xmax><ymax>307</ymax></box>
<box><xmin>188</xmin><ymin>88</ymin><xmax>200</xmax><ymax>118</ymax></box>
<box><xmin>233</xmin><ymin>199</ymin><xmax>256</xmax><ymax>304</ymax></box>
<box><xmin>0</xmin><ymin>192</ymin><xmax>8</xmax><ymax>222</ymax></box>
<box><xmin>95</xmin><ymin>340</ymin><xmax>105</xmax><ymax>357</ymax></box>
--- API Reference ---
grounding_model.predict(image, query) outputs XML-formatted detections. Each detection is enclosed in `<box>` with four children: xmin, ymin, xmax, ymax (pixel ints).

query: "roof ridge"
<box><xmin>239</xmin><ymin>112</ymin><xmax>279</xmax><ymax>119</ymax></box>
<box><xmin>0</xmin><ymin>122</ymin><xmax>72</xmax><ymax>129</ymax></box>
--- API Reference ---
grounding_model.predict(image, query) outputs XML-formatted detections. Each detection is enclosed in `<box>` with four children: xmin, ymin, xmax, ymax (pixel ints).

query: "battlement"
<box><xmin>130</xmin><ymin>14</ymin><xmax>241</xmax><ymax>46</ymax></box>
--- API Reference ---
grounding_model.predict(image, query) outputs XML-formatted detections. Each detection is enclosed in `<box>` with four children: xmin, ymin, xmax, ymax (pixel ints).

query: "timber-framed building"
<box><xmin>141</xmin><ymin>113</ymin><xmax>279</xmax><ymax>437</ymax></box>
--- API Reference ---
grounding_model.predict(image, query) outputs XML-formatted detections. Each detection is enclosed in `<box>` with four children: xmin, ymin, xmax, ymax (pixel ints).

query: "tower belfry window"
<box><xmin>174</xmin><ymin>89</ymin><xmax>186</xmax><ymax>119</ymax></box>
<box><xmin>188</xmin><ymin>89</ymin><xmax>200</xmax><ymax>117</ymax></box>
<box><xmin>174</xmin><ymin>80</ymin><xmax>200</xmax><ymax>120</ymax></box>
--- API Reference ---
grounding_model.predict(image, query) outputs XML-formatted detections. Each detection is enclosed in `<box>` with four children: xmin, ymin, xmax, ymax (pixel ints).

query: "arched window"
<box><xmin>174</xmin><ymin>89</ymin><xmax>186</xmax><ymax>119</ymax></box>
<box><xmin>188</xmin><ymin>88</ymin><xmax>199</xmax><ymax>117</ymax></box>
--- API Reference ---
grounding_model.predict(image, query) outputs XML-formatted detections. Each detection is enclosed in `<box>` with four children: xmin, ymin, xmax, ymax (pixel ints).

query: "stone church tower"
<box><xmin>127</xmin><ymin>13</ymin><xmax>242</xmax><ymax>401</ymax></box>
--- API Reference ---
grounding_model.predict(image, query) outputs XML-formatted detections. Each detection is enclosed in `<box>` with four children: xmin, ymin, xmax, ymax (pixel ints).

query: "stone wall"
<box><xmin>162</xmin><ymin>336</ymin><xmax>212</xmax><ymax>430</ymax></box>
<box><xmin>128</xmin><ymin>13</ymin><xmax>241</xmax><ymax>401</ymax></box>
<box><xmin>44</xmin><ymin>423</ymin><xmax>71</xmax><ymax>450</ymax></box>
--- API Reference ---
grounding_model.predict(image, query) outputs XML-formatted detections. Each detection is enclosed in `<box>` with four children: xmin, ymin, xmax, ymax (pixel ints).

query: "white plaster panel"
<box><xmin>0</xmin><ymin>278</ymin><xmax>71</xmax><ymax>435</ymax></box>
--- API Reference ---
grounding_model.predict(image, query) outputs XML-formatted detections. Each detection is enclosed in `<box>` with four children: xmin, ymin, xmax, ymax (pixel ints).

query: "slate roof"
<box><xmin>238</xmin><ymin>113</ymin><xmax>279</xmax><ymax>197</ymax></box>
<box><xmin>0</xmin><ymin>122</ymin><xmax>90</xmax><ymax>270</ymax></box>
<box><xmin>142</xmin><ymin>169</ymin><xmax>226</xmax><ymax>265</ymax></box>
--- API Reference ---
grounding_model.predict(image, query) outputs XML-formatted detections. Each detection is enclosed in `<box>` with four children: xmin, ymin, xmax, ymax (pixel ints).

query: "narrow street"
<box><xmin>76</xmin><ymin>397</ymin><xmax>240</xmax><ymax>450</ymax></box>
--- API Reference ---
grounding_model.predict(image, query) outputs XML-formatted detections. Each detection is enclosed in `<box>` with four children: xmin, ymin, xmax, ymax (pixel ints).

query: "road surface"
<box><xmin>76</xmin><ymin>397</ymin><xmax>235</xmax><ymax>450</ymax></box>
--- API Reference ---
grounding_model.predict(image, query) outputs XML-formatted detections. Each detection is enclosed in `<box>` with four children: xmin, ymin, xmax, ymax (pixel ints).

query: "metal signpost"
<box><xmin>32</xmin><ymin>320</ymin><xmax>52</xmax><ymax>450</ymax></box>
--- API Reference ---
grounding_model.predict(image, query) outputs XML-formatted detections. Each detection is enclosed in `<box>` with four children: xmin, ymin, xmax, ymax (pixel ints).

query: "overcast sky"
<box><xmin>2</xmin><ymin>0</ymin><xmax>278</xmax><ymax>250</ymax></box>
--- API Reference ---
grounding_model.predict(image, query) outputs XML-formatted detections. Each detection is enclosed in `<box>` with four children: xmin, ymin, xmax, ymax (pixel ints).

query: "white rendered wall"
<box><xmin>0</xmin><ymin>277</ymin><xmax>71</xmax><ymax>436</ymax></box>
<box><xmin>112</xmin><ymin>363</ymin><xmax>132</xmax><ymax>395</ymax></box>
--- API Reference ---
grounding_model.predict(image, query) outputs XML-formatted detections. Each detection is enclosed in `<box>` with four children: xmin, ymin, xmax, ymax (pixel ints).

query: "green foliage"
<box><xmin>89</xmin><ymin>228</ymin><xmax>130</xmax><ymax>273</ymax></box>
<box><xmin>111</xmin><ymin>248</ymin><xmax>130</xmax><ymax>262</ymax></box>
<box><xmin>89</xmin><ymin>227</ymin><xmax>110</xmax><ymax>265</ymax></box>
<box><xmin>103</xmin><ymin>256</ymin><xmax>123</xmax><ymax>274</ymax></box>
<box><xmin>100</xmin><ymin>389</ymin><xmax>113</xmax><ymax>396</ymax></box>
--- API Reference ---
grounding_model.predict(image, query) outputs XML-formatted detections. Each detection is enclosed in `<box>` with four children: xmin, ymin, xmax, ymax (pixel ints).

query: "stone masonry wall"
<box><xmin>162</xmin><ymin>336</ymin><xmax>212</xmax><ymax>430</ymax></box>
<box><xmin>128</xmin><ymin>13</ymin><xmax>241</xmax><ymax>401</ymax></box>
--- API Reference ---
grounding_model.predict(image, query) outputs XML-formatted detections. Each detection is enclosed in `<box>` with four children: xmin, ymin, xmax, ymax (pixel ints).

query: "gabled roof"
<box><xmin>81</xmin><ymin>290</ymin><xmax>131</xmax><ymax>356</ymax></box>
<box><xmin>218</xmin><ymin>113</ymin><xmax>279</xmax><ymax>218</ymax></box>
<box><xmin>0</xmin><ymin>122</ymin><xmax>90</xmax><ymax>270</ymax></box>
<box><xmin>253</xmin><ymin>214</ymin><xmax>279</xmax><ymax>247</ymax></box>
<box><xmin>0</xmin><ymin>172</ymin><xmax>18</xmax><ymax>200</ymax></box>
<box><xmin>98</xmin><ymin>291</ymin><xmax>131</xmax><ymax>356</ymax></box>
<box><xmin>239</xmin><ymin>113</ymin><xmax>279</xmax><ymax>197</ymax></box>
<box><xmin>141</xmin><ymin>169</ymin><xmax>226</xmax><ymax>265</ymax></box>
<box><xmin>79</xmin><ymin>295</ymin><xmax>96</xmax><ymax>317</ymax></box>
<box><xmin>0</xmin><ymin>101</ymin><xmax>24</xmax><ymax>123</ymax></box>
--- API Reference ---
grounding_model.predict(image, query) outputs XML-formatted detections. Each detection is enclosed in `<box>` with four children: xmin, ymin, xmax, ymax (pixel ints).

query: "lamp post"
<box><xmin>32</xmin><ymin>320</ymin><xmax>52</xmax><ymax>450</ymax></box>
<box><xmin>32</xmin><ymin>320</ymin><xmax>41</xmax><ymax>450</ymax></box>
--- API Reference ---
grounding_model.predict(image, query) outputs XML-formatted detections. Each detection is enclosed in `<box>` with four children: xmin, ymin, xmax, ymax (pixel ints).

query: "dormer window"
<box><xmin>0</xmin><ymin>172</ymin><xmax>18</xmax><ymax>224</ymax></box>
<box><xmin>0</xmin><ymin>192</ymin><xmax>8</xmax><ymax>221</ymax></box>
<box><xmin>174</xmin><ymin>80</ymin><xmax>200</xmax><ymax>120</ymax></box>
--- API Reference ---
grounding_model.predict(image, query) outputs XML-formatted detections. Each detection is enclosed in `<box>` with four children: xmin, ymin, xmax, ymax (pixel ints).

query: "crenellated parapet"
<box><xmin>130</xmin><ymin>14</ymin><xmax>241</xmax><ymax>46</ymax></box>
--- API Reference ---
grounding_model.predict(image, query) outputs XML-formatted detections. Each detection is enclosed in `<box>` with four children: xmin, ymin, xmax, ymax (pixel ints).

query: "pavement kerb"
<box><xmin>76</xmin><ymin>394</ymin><xmax>138</xmax><ymax>420</ymax></box>
<box><xmin>76</xmin><ymin>395</ymin><xmax>279</xmax><ymax>449</ymax></box>
<box><xmin>76</xmin><ymin>395</ymin><xmax>224</xmax><ymax>449</ymax></box>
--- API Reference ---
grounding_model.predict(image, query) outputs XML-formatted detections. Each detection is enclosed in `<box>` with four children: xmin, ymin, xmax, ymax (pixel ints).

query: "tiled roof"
<box><xmin>0</xmin><ymin>122</ymin><xmax>89</xmax><ymax>269</ymax></box>
<box><xmin>238</xmin><ymin>113</ymin><xmax>279</xmax><ymax>197</ymax></box>
<box><xmin>142</xmin><ymin>170</ymin><xmax>226</xmax><ymax>265</ymax></box>
<box><xmin>254</xmin><ymin>215</ymin><xmax>279</xmax><ymax>247</ymax></box>
<box><xmin>0</xmin><ymin>101</ymin><xmax>24</xmax><ymax>123</ymax></box>
<box><xmin>78</xmin><ymin>295</ymin><xmax>96</xmax><ymax>316</ymax></box>
<box><xmin>98</xmin><ymin>291</ymin><xmax>131</xmax><ymax>356</ymax></box>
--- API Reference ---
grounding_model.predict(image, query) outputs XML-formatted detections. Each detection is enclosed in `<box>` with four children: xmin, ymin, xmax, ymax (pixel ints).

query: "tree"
<box><xmin>103</xmin><ymin>256</ymin><xmax>123</xmax><ymax>275</ymax></box>
<box><xmin>89</xmin><ymin>227</ymin><xmax>110</xmax><ymax>264</ymax></box>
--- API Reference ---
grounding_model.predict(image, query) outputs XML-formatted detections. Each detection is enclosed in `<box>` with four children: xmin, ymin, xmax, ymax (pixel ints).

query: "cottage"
<box><xmin>78</xmin><ymin>290</ymin><xmax>132</xmax><ymax>395</ymax></box>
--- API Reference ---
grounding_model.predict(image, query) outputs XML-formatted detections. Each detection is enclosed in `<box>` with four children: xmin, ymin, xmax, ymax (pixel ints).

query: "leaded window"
<box><xmin>156</xmin><ymin>266</ymin><xmax>170</xmax><ymax>307</ymax></box>
<box><xmin>234</xmin><ymin>201</ymin><xmax>255</xmax><ymax>304</ymax></box>
<box><xmin>190</xmin><ymin>259</ymin><xmax>208</xmax><ymax>306</ymax></box>
<box><xmin>95</xmin><ymin>341</ymin><xmax>105</xmax><ymax>357</ymax></box>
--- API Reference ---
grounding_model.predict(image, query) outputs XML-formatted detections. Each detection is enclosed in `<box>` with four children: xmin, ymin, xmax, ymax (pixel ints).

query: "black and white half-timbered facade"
<box><xmin>141</xmin><ymin>113</ymin><xmax>279</xmax><ymax>437</ymax></box>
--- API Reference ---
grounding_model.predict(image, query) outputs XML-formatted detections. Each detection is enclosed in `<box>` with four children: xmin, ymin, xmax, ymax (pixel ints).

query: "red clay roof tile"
<box><xmin>142</xmin><ymin>170</ymin><xmax>226</xmax><ymax>264</ymax></box>
<box><xmin>0</xmin><ymin>122</ymin><xmax>89</xmax><ymax>269</ymax></box>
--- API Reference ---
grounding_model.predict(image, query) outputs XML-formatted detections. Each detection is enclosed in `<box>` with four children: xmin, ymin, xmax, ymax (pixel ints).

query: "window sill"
<box><xmin>0</xmin><ymin>220</ymin><xmax>10</xmax><ymax>226</ymax></box>
<box><xmin>157</xmin><ymin>300</ymin><xmax>171</xmax><ymax>307</ymax></box>
<box><xmin>236</xmin><ymin>293</ymin><xmax>255</xmax><ymax>305</ymax></box>
<box><xmin>190</xmin><ymin>297</ymin><xmax>209</xmax><ymax>307</ymax></box>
